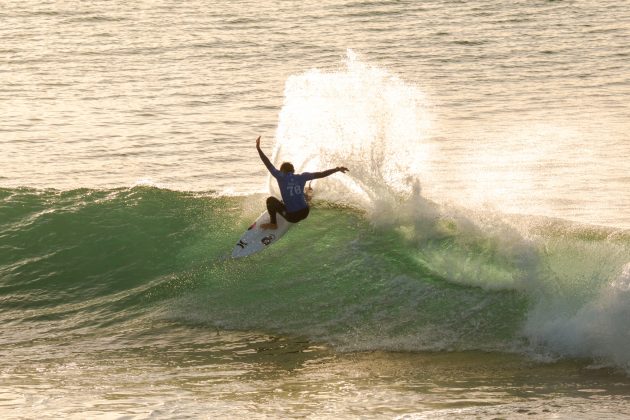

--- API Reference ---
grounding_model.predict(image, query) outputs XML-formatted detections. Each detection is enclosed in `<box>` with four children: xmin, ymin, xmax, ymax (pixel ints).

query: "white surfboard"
<box><xmin>231</xmin><ymin>211</ymin><xmax>292</xmax><ymax>258</ymax></box>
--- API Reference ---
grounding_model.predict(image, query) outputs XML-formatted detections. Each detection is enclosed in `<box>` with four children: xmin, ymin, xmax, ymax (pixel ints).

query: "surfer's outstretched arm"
<box><xmin>256</xmin><ymin>136</ymin><xmax>280</xmax><ymax>177</ymax></box>
<box><xmin>311</xmin><ymin>166</ymin><xmax>349</xmax><ymax>179</ymax></box>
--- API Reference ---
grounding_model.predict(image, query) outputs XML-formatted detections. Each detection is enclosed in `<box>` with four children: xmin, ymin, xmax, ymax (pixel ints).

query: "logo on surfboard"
<box><xmin>261</xmin><ymin>234</ymin><xmax>275</xmax><ymax>246</ymax></box>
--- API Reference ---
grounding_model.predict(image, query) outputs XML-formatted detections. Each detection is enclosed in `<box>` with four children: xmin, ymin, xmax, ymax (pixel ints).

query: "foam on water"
<box><xmin>525</xmin><ymin>261</ymin><xmax>630</xmax><ymax>370</ymax></box>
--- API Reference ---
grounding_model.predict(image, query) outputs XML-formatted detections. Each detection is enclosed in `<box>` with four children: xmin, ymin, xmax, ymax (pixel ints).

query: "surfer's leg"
<box><xmin>262</xmin><ymin>197</ymin><xmax>285</xmax><ymax>229</ymax></box>
<box><xmin>284</xmin><ymin>207</ymin><xmax>310</xmax><ymax>223</ymax></box>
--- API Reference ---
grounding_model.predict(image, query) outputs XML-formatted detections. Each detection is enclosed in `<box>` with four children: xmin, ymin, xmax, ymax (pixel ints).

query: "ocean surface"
<box><xmin>2</xmin><ymin>0</ymin><xmax>630</xmax><ymax>418</ymax></box>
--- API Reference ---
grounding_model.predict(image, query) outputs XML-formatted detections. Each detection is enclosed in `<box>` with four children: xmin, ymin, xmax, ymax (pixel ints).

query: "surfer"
<box><xmin>256</xmin><ymin>136</ymin><xmax>348</xmax><ymax>230</ymax></box>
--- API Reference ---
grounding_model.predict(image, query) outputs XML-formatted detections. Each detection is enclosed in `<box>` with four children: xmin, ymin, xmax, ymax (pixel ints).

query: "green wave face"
<box><xmin>0</xmin><ymin>187</ymin><xmax>235</xmax><ymax>337</ymax></box>
<box><xmin>1</xmin><ymin>187</ymin><xmax>629</xmax><ymax>369</ymax></box>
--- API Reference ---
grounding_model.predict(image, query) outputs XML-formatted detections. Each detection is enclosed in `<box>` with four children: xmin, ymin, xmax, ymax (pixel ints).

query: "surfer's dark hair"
<box><xmin>280</xmin><ymin>162</ymin><xmax>294</xmax><ymax>173</ymax></box>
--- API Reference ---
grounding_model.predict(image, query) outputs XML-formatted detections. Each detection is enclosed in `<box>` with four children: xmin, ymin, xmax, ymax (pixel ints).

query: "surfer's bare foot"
<box><xmin>261</xmin><ymin>223</ymin><xmax>277</xmax><ymax>230</ymax></box>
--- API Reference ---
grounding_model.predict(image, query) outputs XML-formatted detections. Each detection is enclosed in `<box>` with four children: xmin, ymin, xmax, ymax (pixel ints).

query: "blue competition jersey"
<box><xmin>257</xmin><ymin>145</ymin><xmax>339</xmax><ymax>213</ymax></box>
<box><xmin>270</xmin><ymin>169</ymin><xmax>314</xmax><ymax>212</ymax></box>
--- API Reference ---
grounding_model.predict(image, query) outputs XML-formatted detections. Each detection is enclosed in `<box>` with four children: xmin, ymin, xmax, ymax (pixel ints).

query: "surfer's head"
<box><xmin>280</xmin><ymin>162</ymin><xmax>294</xmax><ymax>174</ymax></box>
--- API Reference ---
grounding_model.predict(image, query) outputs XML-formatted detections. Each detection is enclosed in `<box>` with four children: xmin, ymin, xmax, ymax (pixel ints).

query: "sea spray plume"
<box><xmin>271</xmin><ymin>49</ymin><xmax>433</xmax><ymax>209</ymax></box>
